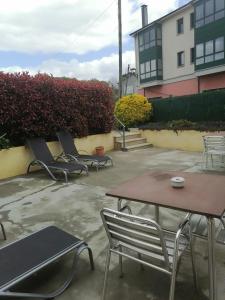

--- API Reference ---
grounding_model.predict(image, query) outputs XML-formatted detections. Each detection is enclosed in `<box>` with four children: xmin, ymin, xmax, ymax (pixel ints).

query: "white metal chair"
<box><xmin>202</xmin><ymin>135</ymin><xmax>225</xmax><ymax>169</ymax></box>
<box><xmin>100</xmin><ymin>208</ymin><xmax>196</xmax><ymax>300</ymax></box>
<box><xmin>188</xmin><ymin>213</ymin><xmax>225</xmax><ymax>244</ymax></box>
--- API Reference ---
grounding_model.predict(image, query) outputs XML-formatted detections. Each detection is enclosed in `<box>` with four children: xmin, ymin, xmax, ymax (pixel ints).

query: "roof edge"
<box><xmin>130</xmin><ymin>0</ymin><xmax>194</xmax><ymax>37</ymax></box>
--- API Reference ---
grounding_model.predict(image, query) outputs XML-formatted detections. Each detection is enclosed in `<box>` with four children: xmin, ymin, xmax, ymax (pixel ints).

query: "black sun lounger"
<box><xmin>27</xmin><ymin>138</ymin><xmax>88</xmax><ymax>182</ymax></box>
<box><xmin>56</xmin><ymin>131</ymin><xmax>113</xmax><ymax>171</ymax></box>
<box><xmin>0</xmin><ymin>226</ymin><xmax>94</xmax><ymax>299</ymax></box>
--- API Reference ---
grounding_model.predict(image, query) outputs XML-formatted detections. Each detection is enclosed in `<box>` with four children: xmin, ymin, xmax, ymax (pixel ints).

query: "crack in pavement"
<box><xmin>0</xmin><ymin>183</ymin><xmax>55</xmax><ymax>211</ymax></box>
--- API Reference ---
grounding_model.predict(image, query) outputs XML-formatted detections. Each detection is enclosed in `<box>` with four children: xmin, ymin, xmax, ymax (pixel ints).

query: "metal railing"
<box><xmin>113</xmin><ymin>115</ymin><xmax>126</xmax><ymax>151</ymax></box>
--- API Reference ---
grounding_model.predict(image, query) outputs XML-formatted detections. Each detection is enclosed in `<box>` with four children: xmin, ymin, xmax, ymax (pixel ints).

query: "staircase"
<box><xmin>114</xmin><ymin>130</ymin><xmax>152</xmax><ymax>151</ymax></box>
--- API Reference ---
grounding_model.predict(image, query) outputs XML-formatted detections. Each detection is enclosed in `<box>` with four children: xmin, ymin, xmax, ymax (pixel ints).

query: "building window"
<box><xmin>177</xmin><ymin>51</ymin><xmax>185</xmax><ymax>66</ymax></box>
<box><xmin>196</xmin><ymin>43</ymin><xmax>205</xmax><ymax>65</ymax></box>
<box><xmin>156</xmin><ymin>27</ymin><xmax>162</xmax><ymax>46</ymax></box>
<box><xmin>177</xmin><ymin>18</ymin><xmax>184</xmax><ymax>34</ymax></box>
<box><xmin>157</xmin><ymin>59</ymin><xmax>163</xmax><ymax>76</ymax></box>
<box><xmin>215</xmin><ymin>36</ymin><xmax>225</xmax><ymax>60</ymax></box>
<box><xmin>196</xmin><ymin>36</ymin><xmax>225</xmax><ymax>65</ymax></box>
<box><xmin>190</xmin><ymin>47</ymin><xmax>195</xmax><ymax>63</ymax></box>
<box><xmin>196</xmin><ymin>3</ymin><xmax>204</xmax><ymax>27</ymax></box>
<box><xmin>138</xmin><ymin>27</ymin><xmax>162</xmax><ymax>52</ymax></box>
<box><xmin>144</xmin><ymin>31</ymin><xmax>150</xmax><ymax>49</ymax></box>
<box><xmin>190</xmin><ymin>12</ymin><xmax>195</xmax><ymax>28</ymax></box>
<box><xmin>215</xmin><ymin>0</ymin><xmax>225</xmax><ymax>19</ymax></box>
<box><xmin>140</xmin><ymin>59</ymin><xmax>162</xmax><ymax>80</ymax></box>
<box><xmin>195</xmin><ymin>0</ymin><xmax>225</xmax><ymax>28</ymax></box>
<box><xmin>139</xmin><ymin>34</ymin><xmax>144</xmax><ymax>52</ymax></box>
<box><xmin>205</xmin><ymin>0</ymin><xmax>214</xmax><ymax>24</ymax></box>
<box><xmin>205</xmin><ymin>40</ymin><xmax>214</xmax><ymax>62</ymax></box>
<box><xmin>149</xmin><ymin>28</ymin><xmax>155</xmax><ymax>47</ymax></box>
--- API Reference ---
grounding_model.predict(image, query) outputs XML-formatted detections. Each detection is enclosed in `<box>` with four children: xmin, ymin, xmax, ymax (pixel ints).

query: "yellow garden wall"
<box><xmin>0</xmin><ymin>132</ymin><xmax>114</xmax><ymax>180</ymax></box>
<box><xmin>140</xmin><ymin>129</ymin><xmax>225</xmax><ymax>152</ymax></box>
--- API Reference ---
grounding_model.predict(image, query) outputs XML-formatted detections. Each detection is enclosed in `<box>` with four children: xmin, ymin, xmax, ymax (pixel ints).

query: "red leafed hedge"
<box><xmin>0</xmin><ymin>72</ymin><xmax>114</xmax><ymax>146</ymax></box>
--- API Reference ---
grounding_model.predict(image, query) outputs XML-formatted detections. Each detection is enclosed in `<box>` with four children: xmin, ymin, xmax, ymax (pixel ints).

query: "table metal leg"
<box><xmin>155</xmin><ymin>206</ymin><xmax>160</xmax><ymax>224</ymax></box>
<box><xmin>117</xmin><ymin>198</ymin><xmax>122</xmax><ymax>211</ymax></box>
<box><xmin>207</xmin><ymin>217</ymin><xmax>216</xmax><ymax>300</ymax></box>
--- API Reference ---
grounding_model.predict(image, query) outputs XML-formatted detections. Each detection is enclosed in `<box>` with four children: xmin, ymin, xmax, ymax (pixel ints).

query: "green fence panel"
<box><xmin>151</xmin><ymin>90</ymin><xmax>225</xmax><ymax>122</ymax></box>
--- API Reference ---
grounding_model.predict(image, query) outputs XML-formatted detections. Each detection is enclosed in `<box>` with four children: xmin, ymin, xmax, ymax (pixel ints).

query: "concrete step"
<box><xmin>115</xmin><ymin>137</ymin><xmax>147</xmax><ymax>147</ymax></box>
<box><xmin>114</xmin><ymin>131</ymin><xmax>141</xmax><ymax>142</ymax></box>
<box><xmin>125</xmin><ymin>142</ymin><xmax>153</xmax><ymax>151</ymax></box>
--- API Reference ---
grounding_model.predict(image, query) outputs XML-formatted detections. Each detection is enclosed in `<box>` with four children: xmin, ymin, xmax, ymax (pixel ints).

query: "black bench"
<box><xmin>0</xmin><ymin>226</ymin><xmax>94</xmax><ymax>298</ymax></box>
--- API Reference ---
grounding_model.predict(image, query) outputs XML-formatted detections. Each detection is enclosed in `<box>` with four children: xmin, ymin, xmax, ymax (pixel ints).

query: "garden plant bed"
<box><xmin>139</xmin><ymin>121</ymin><xmax>225</xmax><ymax>132</ymax></box>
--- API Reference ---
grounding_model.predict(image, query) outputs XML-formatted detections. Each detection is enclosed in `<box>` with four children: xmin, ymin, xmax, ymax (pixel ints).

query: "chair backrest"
<box><xmin>101</xmin><ymin>208</ymin><xmax>170</xmax><ymax>271</ymax></box>
<box><xmin>27</xmin><ymin>138</ymin><xmax>54</xmax><ymax>163</ymax></box>
<box><xmin>203</xmin><ymin>135</ymin><xmax>225</xmax><ymax>152</ymax></box>
<box><xmin>57</xmin><ymin>131</ymin><xmax>79</xmax><ymax>156</ymax></box>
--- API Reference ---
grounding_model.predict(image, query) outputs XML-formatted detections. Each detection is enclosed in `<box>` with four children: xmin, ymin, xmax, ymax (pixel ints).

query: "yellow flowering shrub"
<box><xmin>114</xmin><ymin>94</ymin><xmax>152</xmax><ymax>127</ymax></box>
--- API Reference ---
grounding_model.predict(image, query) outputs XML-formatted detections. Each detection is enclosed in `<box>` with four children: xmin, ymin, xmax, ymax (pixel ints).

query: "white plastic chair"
<box><xmin>202</xmin><ymin>135</ymin><xmax>225</xmax><ymax>169</ymax></box>
<box><xmin>101</xmin><ymin>208</ymin><xmax>196</xmax><ymax>300</ymax></box>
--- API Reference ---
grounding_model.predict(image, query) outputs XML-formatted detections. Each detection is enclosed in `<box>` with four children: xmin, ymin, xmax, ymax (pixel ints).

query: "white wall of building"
<box><xmin>162</xmin><ymin>5</ymin><xmax>195</xmax><ymax>82</ymax></box>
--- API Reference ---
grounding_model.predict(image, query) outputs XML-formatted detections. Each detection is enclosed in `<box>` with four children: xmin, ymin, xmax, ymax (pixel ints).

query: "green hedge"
<box><xmin>151</xmin><ymin>90</ymin><xmax>225</xmax><ymax>122</ymax></box>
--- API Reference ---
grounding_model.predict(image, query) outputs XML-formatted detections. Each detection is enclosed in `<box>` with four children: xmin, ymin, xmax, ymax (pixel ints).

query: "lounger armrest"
<box><xmin>65</xmin><ymin>154</ymin><xmax>79</xmax><ymax>162</ymax></box>
<box><xmin>78</xmin><ymin>149</ymin><xmax>89</xmax><ymax>154</ymax></box>
<box><xmin>55</xmin><ymin>154</ymin><xmax>68</xmax><ymax>162</ymax></box>
<box><xmin>29</xmin><ymin>159</ymin><xmax>46</xmax><ymax>168</ymax></box>
<box><xmin>56</xmin><ymin>154</ymin><xmax>79</xmax><ymax>163</ymax></box>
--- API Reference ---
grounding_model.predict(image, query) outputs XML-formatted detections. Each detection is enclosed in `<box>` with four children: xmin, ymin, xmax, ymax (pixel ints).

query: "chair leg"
<box><xmin>169</xmin><ymin>245</ymin><xmax>179</xmax><ymax>300</ymax></box>
<box><xmin>202</xmin><ymin>152</ymin><xmax>206</xmax><ymax>169</ymax></box>
<box><xmin>63</xmin><ymin>171</ymin><xmax>68</xmax><ymax>184</ymax></box>
<box><xmin>221</xmin><ymin>217</ymin><xmax>225</xmax><ymax>229</ymax></box>
<box><xmin>206</xmin><ymin>153</ymin><xmax>209</xmax><ymax>169</ymax></box>
<box><xmin>137</xmin><ymin>253</ymin><xmax>145</xmax><ymax>271</ymax></box>
<box><xmin>102</xmin><ymin>249</ymin><xmax>111</xmax><ymax>300</ymax></box>
<box><xmin>169</xmin><ymin>264</ymin><xmax>178</xmax><ymax>300</ymax></box>
<box><xmin>111</xmin><ymin>159</ymin><xmax>113</xmax><ymax>167</ymax></box>
<box><xmin>119</xmin><ymin>246</ymin><xmax>123</xmax><ymax>278</ymax></box>
<box><xmin>210</xmin><ymin>154</ymin><xmax>213</xmax><ymax>168</ymax></box>
<box><xmin>0</xmin><ymin>223</ymin><xmax>6</xmax><ymax>240</ymax></box>
<box><xmin>85</xmin><ymin>166</ymin><xmax>89</xmax><ymax>176</ymax></box>
<box><xmin>87</xmin><ymin>246</ymin><xmax>95</xmax><ymax>270</ymax></box>
<box><xmin>189</xmin><ymin>229</ymin><xmax>198</xmax><ymax>292</ymax></box>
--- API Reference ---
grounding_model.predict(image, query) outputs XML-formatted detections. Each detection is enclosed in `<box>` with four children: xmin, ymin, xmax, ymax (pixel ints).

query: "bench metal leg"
<box><xmin>0</xmin><ymin>242</ymin><xmax>94</xmax><ymax>299</ymax></box>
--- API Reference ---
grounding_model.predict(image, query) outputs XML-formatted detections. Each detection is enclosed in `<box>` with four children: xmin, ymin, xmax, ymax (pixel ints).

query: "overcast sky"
<box><xmin>0</xmin><ymin>0</ymin><xmax>183</xmax><ymax>81</ymax></box>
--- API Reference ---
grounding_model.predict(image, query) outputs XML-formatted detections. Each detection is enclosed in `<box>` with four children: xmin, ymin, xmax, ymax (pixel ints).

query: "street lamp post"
<box><xmin>118</xmin><ymin>0</ymin><xmax>122</xmax><ymax>98</ymax></box>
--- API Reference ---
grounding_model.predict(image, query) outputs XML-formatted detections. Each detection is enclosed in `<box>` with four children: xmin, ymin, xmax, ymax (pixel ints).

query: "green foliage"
<box><xmin>139</xmin><ymin>121</ymin><xmax>225</xmax><ymax>132</ymax></box>
<box><xmin>114</xmin><ymin>94</ymin><xmax>152</xmax><ymax>127</ymax></box>
<box><xmin>168</xmin><ymin>119</ymin><xmax>196</xmax><ymax>130</ymax></box>
<box><xmin>0</xmin><ymin>133</ymin><xmax>11</xmax><ymax>150</ymax></box>
<box><xmin>151</xmin><ymin>89</ymin><xmax>225</xmax><ymax>122</ymax></box>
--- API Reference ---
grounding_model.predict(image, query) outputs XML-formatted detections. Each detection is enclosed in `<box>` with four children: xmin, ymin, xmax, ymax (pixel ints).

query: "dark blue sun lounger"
<box><xmin>56</xmin><ymin>131</ymin><xmax>113</xmax><ymax>171</ymax></box>
<box><xmin>27</xmin><ymin>138</ymin><xmax>88</xmax><ymax>182</ymax></box>
<box><xmin>0</xmin><ymin>226</ymin><xmax>94</xmax><ymax>298</ymax></box>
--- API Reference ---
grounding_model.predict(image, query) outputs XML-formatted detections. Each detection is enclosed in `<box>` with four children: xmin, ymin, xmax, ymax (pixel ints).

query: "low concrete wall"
<box><xmin>140</xmin><ymin>129</ymin><xmax>225</xmax><ymax>152</ymax></box>
<box><xmin>0</xmin><ymin>132</ymin><xmax>114</xmax><ymax>180</ymax></box>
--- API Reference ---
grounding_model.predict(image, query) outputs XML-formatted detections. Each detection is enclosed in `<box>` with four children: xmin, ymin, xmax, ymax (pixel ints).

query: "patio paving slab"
<box><xmin>0</xmin><ymin>147</ymin><xmax>224</xmax><ymax>300</ymax></box>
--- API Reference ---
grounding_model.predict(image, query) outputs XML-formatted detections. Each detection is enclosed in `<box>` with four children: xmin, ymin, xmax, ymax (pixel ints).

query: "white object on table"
<box><xmin>170</xmin><ymin>177</ymin><xmax>185</xmax><ymax>188</ymax></box>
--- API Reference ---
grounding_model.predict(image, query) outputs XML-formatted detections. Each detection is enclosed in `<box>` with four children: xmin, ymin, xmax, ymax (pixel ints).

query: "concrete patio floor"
<box><xmin>0</xmin><ymin>147</ymin><xmax>224</xmax><ymax>300</ymax></box>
